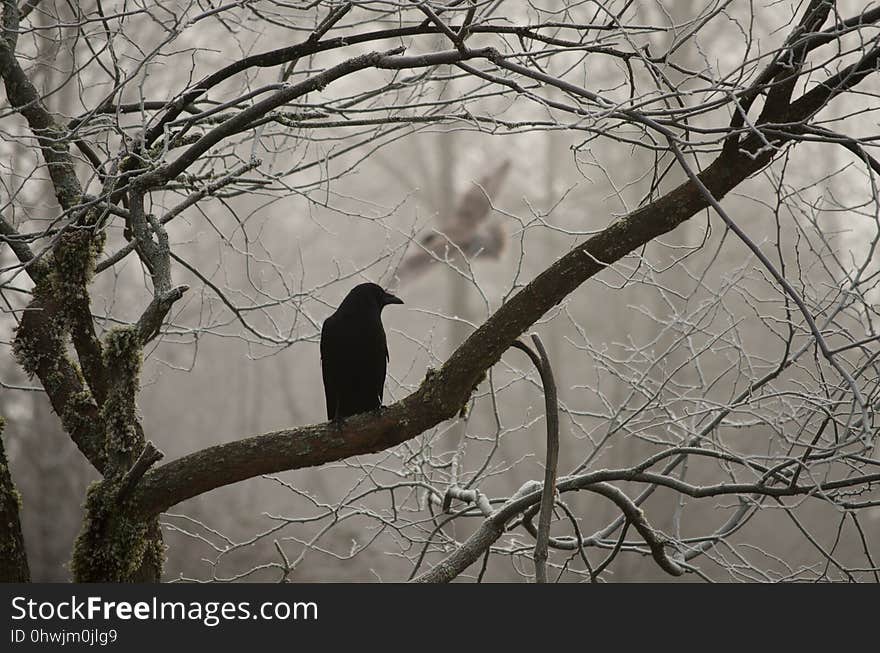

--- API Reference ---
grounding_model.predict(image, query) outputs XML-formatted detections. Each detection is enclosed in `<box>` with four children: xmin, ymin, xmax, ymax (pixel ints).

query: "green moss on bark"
<box><xmin>11</xmin><ymin>276</ymin><xmax>65</xmax><ymax>379</ymax></box>
<box><xmin>71</xmin><ymin>326</ymin><xmax>164</xmax><ymax>582</ymax></box>
<box><xmin>71</xmin><ymin>479</ymin><xmax>161</xmax><ymax>582</ymax></box>
<box><xmin>101</xmin><ymin>326</ymin><xmax>142</xmax><ymax>470</ymax></box>
<box><xmin>0</xmin><ymin>417</ymin><xmax>30</xmax><ymax>582</ymax></box>
<box><xmin>52</xmin><ymin>229</ymin><xmax>105</xmax><ymax>312</ymax></box>
<box><xmin>10</xmin><ymin>230</ymin><xmax>102</xmax><ymax>387</ymax></box>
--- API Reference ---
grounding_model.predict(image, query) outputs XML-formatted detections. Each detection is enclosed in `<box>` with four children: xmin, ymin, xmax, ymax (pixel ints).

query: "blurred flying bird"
<box><xmin>395</xmin><ymin>159</ymin><xmax>510</xmax><ymax>283</ymax></box>
<box><xmin>320</xmin><ymin>283</ymin><xmax>404</xmax><ymax>421</ymax></box>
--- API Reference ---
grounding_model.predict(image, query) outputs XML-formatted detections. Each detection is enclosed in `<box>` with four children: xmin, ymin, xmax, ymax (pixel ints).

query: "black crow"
<box><xmin>320</xmin><ymin>283</ymin><xmax>404</xmax><ymax>421</ymax></box>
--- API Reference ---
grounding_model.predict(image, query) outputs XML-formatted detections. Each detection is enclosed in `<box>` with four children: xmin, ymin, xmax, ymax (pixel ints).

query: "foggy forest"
<box><xmin>2</xmin><ymin>0</ymin><xmax>880</xmax><ymax>583</ymax></box>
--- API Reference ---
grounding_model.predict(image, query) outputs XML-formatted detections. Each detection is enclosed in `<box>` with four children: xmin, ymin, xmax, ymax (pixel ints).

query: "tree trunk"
<box><xmin>0</xmin><ymin>417</ymin><xmax>30</xmax><ymax>582</ymax></box>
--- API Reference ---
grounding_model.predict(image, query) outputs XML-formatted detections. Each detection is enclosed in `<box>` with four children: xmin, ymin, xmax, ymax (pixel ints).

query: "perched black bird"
<box><xmin>320</xmin><ymin>283</ymin><xmax>404</xmax><ymax>421</ymax></box>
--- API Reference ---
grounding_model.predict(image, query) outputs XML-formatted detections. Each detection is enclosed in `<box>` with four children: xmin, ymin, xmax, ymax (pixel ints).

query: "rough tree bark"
<box><xmin>0</xmin><ymin>417</ymin><xmax>29</xmax><ymax>582</ymax></box>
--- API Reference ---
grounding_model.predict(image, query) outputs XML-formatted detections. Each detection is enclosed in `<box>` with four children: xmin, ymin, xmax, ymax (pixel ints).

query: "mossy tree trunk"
<box><xmin>70</xmin><ymin>328</ymin><xmax>166</xmax><ymax>582</ymax></box>
<box><xmin>1</xmin><ymin>1</ymin><xmax>177</xmax><ymax>582</ymax></box>
<box><xmin>0</xmin><ymin>417</ymin><xmax>30</xmax><ymax>582</ymax></box>
<box><xmin>11</xmin><ymin>242</ymin><xmax>168</xmax><ymax>582</ymax></box>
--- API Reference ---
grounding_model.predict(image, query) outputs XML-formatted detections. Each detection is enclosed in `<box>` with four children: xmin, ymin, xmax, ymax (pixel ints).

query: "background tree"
<box><xmin>1</xmin><ymin>0</ymin><xmax>880</xmax><ymax>582</ymax></box>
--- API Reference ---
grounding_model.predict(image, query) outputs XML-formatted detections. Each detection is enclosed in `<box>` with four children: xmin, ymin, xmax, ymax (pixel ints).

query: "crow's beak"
<box><xmin>383</xmin><ymin>292</ymin><xmax>404</xmax><ymax>306</ymax></box>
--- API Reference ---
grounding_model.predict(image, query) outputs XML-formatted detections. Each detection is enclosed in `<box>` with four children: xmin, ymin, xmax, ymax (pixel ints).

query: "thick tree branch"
<box><xmin>13</xmin><ymin>291</ymin><xmax>107</xmax><ymax>471</ymax></box>
<box><xmin>116</xmin><ymin>441</ymin><xmax>164</xmax><ymax>505</ymax></box>
<box><xmin>511</xmin><ymin>336</ymin><xmax>559</xmax><ymax>584</ymax></box>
